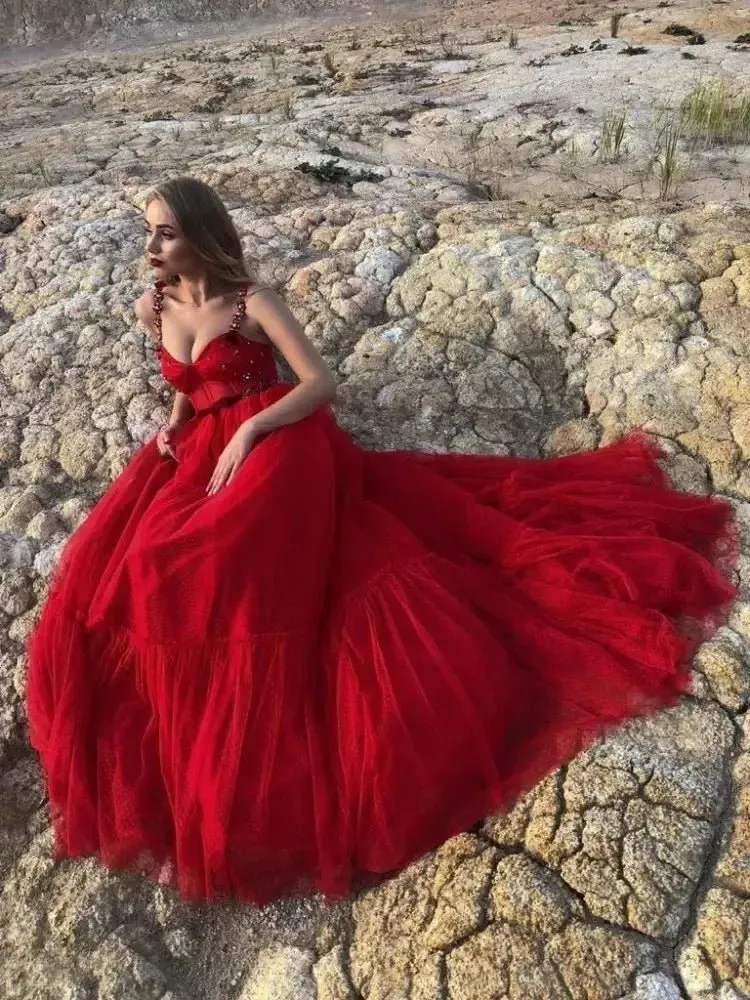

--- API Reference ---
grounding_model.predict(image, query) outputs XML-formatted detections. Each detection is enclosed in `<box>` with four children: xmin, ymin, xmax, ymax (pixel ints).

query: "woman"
<box><xmin>26</xmin><ymin>176</ymin><xmax>738</xmax><ymax>906</ymax></box>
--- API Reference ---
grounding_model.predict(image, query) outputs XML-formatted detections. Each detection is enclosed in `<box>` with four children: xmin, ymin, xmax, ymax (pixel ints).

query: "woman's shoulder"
<box><xmin>242</xmin><ymin>284</ymin><xmax>283</xmax><ymax>318</ymax></box>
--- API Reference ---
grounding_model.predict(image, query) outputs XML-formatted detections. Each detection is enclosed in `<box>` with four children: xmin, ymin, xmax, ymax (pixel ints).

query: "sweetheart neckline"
<box><xmin>160</xmin><ymin>329</ymin><xmax>272</xmax><ymax>367</ymax></box>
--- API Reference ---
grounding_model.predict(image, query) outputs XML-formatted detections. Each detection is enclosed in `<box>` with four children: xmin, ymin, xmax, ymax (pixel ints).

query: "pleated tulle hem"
<box><xmin>27</xmin><ymin>528</ymin><xmax>739</xmax><ymax>908</ymax></box>
<box><xmin>31</xmin><ymin>607</ymin><xmax>697</xmax><ymax>909</ymax></box>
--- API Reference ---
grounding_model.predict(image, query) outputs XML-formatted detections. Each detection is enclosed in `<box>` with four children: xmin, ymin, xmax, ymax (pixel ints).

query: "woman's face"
<box><xmin>144</xmin><ymin>198</ymin><xmax>199</xmax><ymax>280</ymax></box>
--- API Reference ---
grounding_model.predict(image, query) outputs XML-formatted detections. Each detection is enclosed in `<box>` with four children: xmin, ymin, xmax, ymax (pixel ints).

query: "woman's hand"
<box><xmin>156</xmin><ymin>419</ymin><xmax>187</xmax><ymax>462</ymax></box>
<box><xmin>206</xmin><ymin>420</ymin><xmax>261</xmax><ymax>495</ymax></box>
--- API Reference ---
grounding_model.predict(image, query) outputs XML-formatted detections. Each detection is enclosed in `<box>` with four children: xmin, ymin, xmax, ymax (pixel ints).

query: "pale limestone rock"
<box><xmin>446</xmin><ymin>923</ymin><xmax>513</xmax><ymax>1000</ymax></box>
<box><xmin>490</xmin><ymin>853</ymin><xmax>583</xmax><ymax>935</ymax></box>
<box><xmin>239</xmin><ymin>947</ymin><xmax>316</xmax><ymax>1000</ymax></box>
<box><xmin>313</xmin><ymin>945</ymin><xmax>357</xmax><ymax>1000</ymax></box>
<box><xmin>548</xmin><ymin>923</ymin><xmax>658</xmax><ymax>1000</ymax></box>
<box><xmin>694</xmin><ymin>640</ymin><xmax>750</xmax><ymax>714</ymax></box>
<box><xmin>90</xmin><ymin>930</ymin><xmax>169</xmax><ymax>999</ymax></box>
<box><xmin>713</xmin><ymin>712</ymin><xmax>750</xmax><ymax>896</ymax></box>
<box><xmin>678</xmin><ymin>888</ymin><xmax>750</xmax><ymax>997</ymax></box>
<box><xmin>424</xmin><ymin>842</ymin><xmax>497</xmax><ymax>951</ymax></box>
<box><xmin>625</xmin><ymin>971</ymin><xmax>683</xmax><ymax>1000</ymax></box>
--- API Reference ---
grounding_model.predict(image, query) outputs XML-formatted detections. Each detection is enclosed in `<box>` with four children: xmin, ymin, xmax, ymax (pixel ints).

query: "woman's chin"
<box><xmin>148</xmin><ymin>263</ymin><xmax>172</xmax><ymax>280</ymax></box>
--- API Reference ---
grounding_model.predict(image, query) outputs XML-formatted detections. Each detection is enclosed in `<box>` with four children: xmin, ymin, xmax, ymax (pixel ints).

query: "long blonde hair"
<box><xmin>146</xmin><ymin>177</ymin><xmax>254</xmax><ymax>288</ymax></box>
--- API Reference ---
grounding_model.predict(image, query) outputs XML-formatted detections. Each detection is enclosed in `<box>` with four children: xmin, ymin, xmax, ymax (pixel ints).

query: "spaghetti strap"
<box><xmin>245</xmin><ymin>284</ymin><xmax>274</xmax><ymax>300</ymax></box>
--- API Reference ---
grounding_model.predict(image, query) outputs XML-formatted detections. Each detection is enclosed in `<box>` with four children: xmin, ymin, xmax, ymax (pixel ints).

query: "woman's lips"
<box><xmin>149</xmin><ymin>257</ymin><xmax>164</xmax><ymax>267</ymax></box>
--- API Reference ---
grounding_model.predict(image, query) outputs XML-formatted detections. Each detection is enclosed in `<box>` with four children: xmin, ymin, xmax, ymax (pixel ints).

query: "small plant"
<box><xmin>434</xmin><ymin>124</ymin><xmax>506</xmax><ymax>201</ymax></box>
<box><xmin>655</xmin><ymin>121</ymin><xmax>681</xmax><ymax>198</ymax></box>
<box><xmin>322</xmin><ymin>51</ymin><xmax>336</xmax><ymax>76</ymax></box>
<box><xmin>598</xmin><ymin>107</ymin><xmax>628</xmax><ymax>162</ymax></box>
<box><xmin>562</xmin><ymin>135</ymin><xmax>584</xmax><ymax>174</ymax></box>
<box><xmin>279</xmin><ymin>92</ymin><xmax>296</xmax><ymax>120</ymax></box>
<box><xmin>268</xmin><ymin>53</ymin><xmax>279</xmax><ymax>76</ymax></box>
<box><xmin>295</xmin><ymin>158</ymin><xmax>380</xmax><ymax>186</ymax></box>
<box><xmin>143</xmin><ymin>110</ymin><xmax>175</xmax><ymax>122</ymax></box>
<box><xmin>663</xmin><ymin>23</ymin><xmax>698</xmax><ymax>37</ymax></box>
<box><xmin>68</xmin><ymin>128</ymin><xmax>87</xmax><ymax>153</ymax></box>
<box><xmin>677</xmin><ymin>77</ymin><xmax>750</xmax><ymax>149</ymax></box>
<box><xmin>158</xmin><ymin>70</ymin><xmax>185</xmax><ymax>84</ymax></box>
<box><xmin>439</xmin><ymin>33</ymin><xmax>465</xmax><ymax>59</ymax></box>
<box><xmin>401</xmin><ymin>21</ymin><xmax>418</xmax><ymax>42</ymax></box>
<box><xmin>464</xmin><ymin>125</ymin><xmax>490</xmax><ymax>193</ymax></box>
<box><xmin>195</xmin><ymin>93</ymin><xmax>227</xmax><ymax>114</ymax></box>
<box><xmin>508</xmin><ymin>30</ymin><xmax>519</xmax><ymax>49</ymax></box>
<box><xmin>34</xmin><ymin>158</ymin><xmax>53</xmax><ymax>185</ymax></box>
<box><xmin>610</xmin><ymin>13</ymin><xmax>624</xmax><ymax>37</ymax></box>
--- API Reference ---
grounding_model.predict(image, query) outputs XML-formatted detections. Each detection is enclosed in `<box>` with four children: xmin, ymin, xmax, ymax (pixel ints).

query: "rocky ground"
<box><xmin>2</xmin><ymin>1</ymin><xmax>750</xmax><ymax>997</ymax></box>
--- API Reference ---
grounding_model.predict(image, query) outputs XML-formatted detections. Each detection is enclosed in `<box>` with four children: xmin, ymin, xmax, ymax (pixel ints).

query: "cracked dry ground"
<box><xmin>2</xmin><ymin>2</ymin><xmax>750</xmax><ymax>998</ymax></box>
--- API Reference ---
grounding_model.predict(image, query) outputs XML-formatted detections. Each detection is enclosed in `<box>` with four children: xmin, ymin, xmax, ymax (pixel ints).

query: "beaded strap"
<box><xmin>230</xmin><ymin>284</ymin><xmax>249</xmax><ymax>333</ymax></box>
<box><xmin>152</xmin><ymin>280</ymin><xmax>165</xmax><ymax>340</ymax></box>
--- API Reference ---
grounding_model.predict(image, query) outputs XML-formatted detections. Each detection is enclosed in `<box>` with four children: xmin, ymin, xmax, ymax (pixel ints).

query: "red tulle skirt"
<box><xmin>26</xmin><ymin>385</ymin><xmax>738</xmax><ymax>905</ymax></box>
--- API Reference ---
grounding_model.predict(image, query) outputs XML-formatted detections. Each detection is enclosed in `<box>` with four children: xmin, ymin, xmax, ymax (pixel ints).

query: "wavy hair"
<box><xmin>146</xmin><ymin>176</ymin><xmax>254</xmax><ymax>288</ymax></box>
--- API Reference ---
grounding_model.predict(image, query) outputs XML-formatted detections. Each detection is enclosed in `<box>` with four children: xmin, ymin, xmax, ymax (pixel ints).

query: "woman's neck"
<box><xmin>171</xmin><ymin>273</ymin><xmax>232</xmax><ymax>307</ymax></box>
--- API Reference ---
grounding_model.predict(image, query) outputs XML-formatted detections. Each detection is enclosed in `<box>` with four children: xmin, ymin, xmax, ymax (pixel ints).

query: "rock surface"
<box><xmin>2</xmin><ymin>1</ymin><xmax>750</xmax><ymax>997</ymax></box>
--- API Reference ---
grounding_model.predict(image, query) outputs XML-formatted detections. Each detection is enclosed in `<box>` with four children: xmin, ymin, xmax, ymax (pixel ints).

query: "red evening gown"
<box><xmin>26</xmin><ymin>283</ymin><xmax>738</xmax><ymax>905</ymax></box>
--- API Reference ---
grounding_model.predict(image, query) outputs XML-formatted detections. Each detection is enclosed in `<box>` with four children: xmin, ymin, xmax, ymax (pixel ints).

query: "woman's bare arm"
<box><xmin>242</xmin><ymin>289</ymin><xmax>336</xmax><ymax>435</ymax></box>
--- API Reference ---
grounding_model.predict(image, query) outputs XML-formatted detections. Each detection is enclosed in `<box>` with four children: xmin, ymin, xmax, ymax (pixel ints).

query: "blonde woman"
<box><xmin>26</xmin><ymin>176</ymin><xmax>738</xmax><ymax>905</ymax></box>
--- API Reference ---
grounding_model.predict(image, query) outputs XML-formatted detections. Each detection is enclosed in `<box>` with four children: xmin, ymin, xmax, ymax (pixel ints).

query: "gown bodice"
<box><xmin>153</xmin><ymin>280</ymin><xmax>279</xmax><ymax>413</ymax></box>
